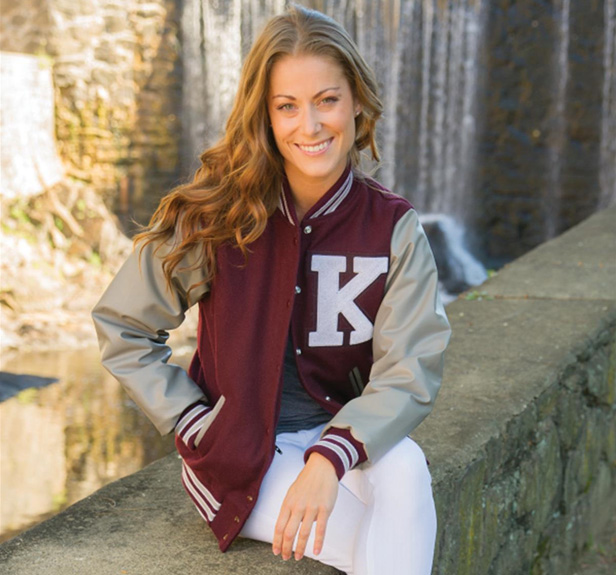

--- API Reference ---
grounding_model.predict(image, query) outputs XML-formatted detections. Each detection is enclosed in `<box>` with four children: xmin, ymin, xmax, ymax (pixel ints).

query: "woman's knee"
<box><xmin>368</xmin><ymin>437</ymin><xmax>432</xmax><ymax>497</ymax></box>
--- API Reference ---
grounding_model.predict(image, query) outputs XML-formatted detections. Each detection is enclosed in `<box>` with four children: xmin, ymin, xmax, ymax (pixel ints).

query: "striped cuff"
<box><xmin>304</xmin><ymin>428</ymin><xmax>368</xmax><ymax>480</ymax></box>
<box><xmin>175</xmin><ymin>400</ymin><xmax>211</xmax><ymax>450</ymax></box>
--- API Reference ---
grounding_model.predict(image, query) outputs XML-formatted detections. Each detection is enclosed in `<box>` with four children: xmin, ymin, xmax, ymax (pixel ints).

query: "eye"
<box><xmin>276</xmin><ymin>103</ymin><xmax>296</xmax><ymax>112</ymax></box>
<box><xmin>320</xmin><ymin>96</ymin><xmax>340</xmax><ymax>106</ymax></box>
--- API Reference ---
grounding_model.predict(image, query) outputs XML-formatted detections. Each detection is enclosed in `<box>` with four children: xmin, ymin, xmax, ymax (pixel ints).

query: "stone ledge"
<box><xmin>1</xmin><ymin>206</ymin><xmax>614</xmax><ymax>574</ymax></box>
<box><xmin>0</xmin><ymin>454</ymin><xmax>337</xmax><ymax>575</ymax></box>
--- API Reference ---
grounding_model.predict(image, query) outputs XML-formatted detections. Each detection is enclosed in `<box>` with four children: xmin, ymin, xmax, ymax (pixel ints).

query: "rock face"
<box><xmin>0</xmin><ymin>0</ymin><xmax>183</xmax><ymax>230</ymax></box>
<box><xmin>478</xmin><ymin>0</ymin><xmax>615</xmax><ymax>259</ymax></box>
<box><xmin>0</xmin><ymin>47</ymin><xmax>131</xmax><ymax>354</ymax></box>
<box><xmin>0</xmin><ymin>180</ymin><xmax>132</xmax><ymax>353</ymax></box>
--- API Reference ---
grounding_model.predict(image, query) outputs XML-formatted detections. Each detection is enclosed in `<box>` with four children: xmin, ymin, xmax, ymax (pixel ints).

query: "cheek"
<box><xmin>342</xmin><ymin>115</ymin><xmax>357</xmax><ymax>140</ymax></box>
<box><xmin>271</xmin><ymin>119</ymin><xmax>295</xmax><ymax>144</ymax></box>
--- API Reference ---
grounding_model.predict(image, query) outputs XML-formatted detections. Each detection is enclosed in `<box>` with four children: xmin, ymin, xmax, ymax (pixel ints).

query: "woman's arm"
<box><xmin>276</xmin><ymin>209</ymin><xmax>451</xmax><ymax>560</ymax></box>
<box><xmin>91</xmin><ymin>239</ymin><xmax>209</xmax><ymax>435</ymax></box>
<box><xmin>306</xmin><ymin>208</ymin><xmax>452</xmax><ymax>471</ymax></box>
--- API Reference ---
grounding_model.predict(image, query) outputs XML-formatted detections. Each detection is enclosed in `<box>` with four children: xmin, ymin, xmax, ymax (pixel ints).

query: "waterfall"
<box><xmin>544</xmin><ymin>0</ymin><xmax>571</xmax><ymax>240</ymax></box>
<box><xmin>342</xmin><ymin>0</ymin><xmax>483</xmax><ymax>225</ymax></box>
<box><xmin>180</xmin><ymin>0</ymin><xmax>285</xmax><ymax>175</ymax></box>
<box><xmin>419</xmin><ymin>1</ymin><xmax>484</xmax><ymax>219</ymax></box>
<box><xmin>381</xmin><ymin>0</ymin><xmax>411</xmax><ymax>190</ymax></box>
<box><xmin>420</xmin><ymin>213</ymin><xmax>488</xmax><ymax>302</ymax></box>
<box><xmin>599</xmin><ymin>0</ymin><xmax>616</xmax><ymax>209</ymax></box>
<box><xmin>417</xmin><ymin>0</ymin><xmax>435</xmax><ymax>207</ymax></box>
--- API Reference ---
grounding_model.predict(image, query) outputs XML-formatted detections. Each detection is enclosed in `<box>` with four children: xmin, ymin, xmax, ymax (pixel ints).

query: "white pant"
<box><xmin>239</xmin><ymin>424</ymin><xmax>437</xmax><ymax>575</ymax></box>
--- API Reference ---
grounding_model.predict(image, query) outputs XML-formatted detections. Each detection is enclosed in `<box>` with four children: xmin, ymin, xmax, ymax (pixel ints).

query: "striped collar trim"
<box><xmin>278</xmin><ymin>187</ymin><xmax>294</xmax><ymax>225</ymax></box>
<box><xmin>310</xmin><ymin>170</ymin><xmax>354</xmax><ymax>219</ymax></box>
<box><xmin>278</xmin><ymin>166</ymin><xmax>354</xmax><ymax>225</ymax></box>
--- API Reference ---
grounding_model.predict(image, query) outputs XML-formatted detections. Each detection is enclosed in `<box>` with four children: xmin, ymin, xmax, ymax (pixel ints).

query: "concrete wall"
<box><xmin>0</xmin><ymin>207</ymin><xmax>614</xmax><ymax>574</ymax></box>
<box><xmin>419</xmin><ymin>205</ymin><xmax>616</xmax><ymax>573</ymax></box>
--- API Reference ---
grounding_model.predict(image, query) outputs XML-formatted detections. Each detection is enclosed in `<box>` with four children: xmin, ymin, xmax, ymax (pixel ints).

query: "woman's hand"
<box><xmin>272</xmin><ymin>452</ymin><xmax>339</xmax><ymax>561</ymax></box>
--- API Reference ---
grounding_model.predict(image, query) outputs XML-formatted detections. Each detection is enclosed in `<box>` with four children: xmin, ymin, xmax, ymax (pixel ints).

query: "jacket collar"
<box><xmin>278</xmin><ymin>164</ymin><xmax>354</xmax><ymax>225</ymax></box>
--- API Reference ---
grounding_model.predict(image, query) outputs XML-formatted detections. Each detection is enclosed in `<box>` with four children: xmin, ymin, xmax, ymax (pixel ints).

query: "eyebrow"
<box><xmin>271</xmin><ymin>86</ymin><xmax>341</xmax><ymax>100</ymax></box>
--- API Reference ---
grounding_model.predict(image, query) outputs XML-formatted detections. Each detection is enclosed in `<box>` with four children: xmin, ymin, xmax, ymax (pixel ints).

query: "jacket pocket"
<box><xmin>348</xmin><ymin>367</ymin><xmax>365</xmax><ymax>397</ymax></box>
<box><xmin>194</xmin><ymin>395</ymin><xmax>226</xmax><ymax>448</ymax></box>
<box><xmin>176</xmin><ymin>395</ymin><xmax>226</xmax><ymax>451</ymax></box>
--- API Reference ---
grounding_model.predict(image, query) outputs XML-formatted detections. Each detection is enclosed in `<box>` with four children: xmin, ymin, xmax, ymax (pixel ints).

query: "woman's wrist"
<box><xmin>304</xmin><ymin>427</ymin><xmax>368</xmax><ymax>480</ymax></box>
<box><xmin>306</xmin><ymin>451</ymin><xmax>338</xmax><ymax>474</ymax></box>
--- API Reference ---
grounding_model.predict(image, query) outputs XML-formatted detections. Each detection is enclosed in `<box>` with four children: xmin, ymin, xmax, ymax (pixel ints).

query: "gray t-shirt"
<box><xmin>275</xmin><ymin>335</ymin><xmax>332</xmax><ymax>434</ymax></box>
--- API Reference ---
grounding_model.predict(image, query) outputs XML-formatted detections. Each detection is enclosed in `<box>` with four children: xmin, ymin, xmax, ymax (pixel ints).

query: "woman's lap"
<box><xmin>239</xmin><ymin>425</ymin><xmax>435</xmax><ymax>575</ymax></box>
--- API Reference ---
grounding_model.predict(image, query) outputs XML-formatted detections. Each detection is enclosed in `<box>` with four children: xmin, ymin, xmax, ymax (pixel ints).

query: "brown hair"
<box><xmin>136</xmin><ymin>4</ymin><xmax>383</xmax><ymax>298</ymax></box>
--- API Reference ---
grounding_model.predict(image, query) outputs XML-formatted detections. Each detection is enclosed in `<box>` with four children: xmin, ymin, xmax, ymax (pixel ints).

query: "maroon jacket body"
<box><xmin>92</xmin><ymin>167</ymin><xmax>451</xmax><ymax>551</ymax></box>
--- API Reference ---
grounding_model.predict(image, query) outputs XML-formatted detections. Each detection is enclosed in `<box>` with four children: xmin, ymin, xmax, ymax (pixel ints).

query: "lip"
<box><xmin>295</xmin><ymin>138</ymin><xmax>333</xmax><ymax>156</ymax></box>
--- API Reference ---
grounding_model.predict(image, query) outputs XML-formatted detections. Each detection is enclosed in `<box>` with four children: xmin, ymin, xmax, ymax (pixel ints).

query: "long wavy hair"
<box><xmin>136</xmin><ymin>4</ymin><xmax>383</xmax><ymax>298</ymax></box>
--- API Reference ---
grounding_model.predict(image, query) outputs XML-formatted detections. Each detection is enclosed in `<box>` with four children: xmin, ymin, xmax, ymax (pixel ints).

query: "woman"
<box><xmin>92</xmin><ymin>5</ymin><xmax>450</xmax><ymax>574</ymax></box>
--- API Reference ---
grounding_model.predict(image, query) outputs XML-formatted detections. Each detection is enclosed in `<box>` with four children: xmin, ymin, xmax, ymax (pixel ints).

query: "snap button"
<box><xmin>325</xmin><ymin>396</ymin><xmax>331</xmax><ymax>401</ymax></box>
<box><xmin>296</xmin><ymin>348</ymin><xmax>302</xmax><ymax>356</ymax></box>
<box><xmin>234</xmin><ymin>516</ymin><xmax>240</xmax><ymax>523</ymax></box>
<box><xmin>304</xmin><ymin>225</ymin><xmax>312</xmax><ymax>234</ymax></box>
<box><xmin>247</xmin><ymin>495</ymin><xmax>254</xmax><ymax>502</ymax></box>
<box><xmin>223</xmin><ymin>533</ymin><xmax>228</xmax><ymax>540</ymax></box>
<box><xmin>295</xmin><ymin>286</ymin><xmax>301</xmax><ymax>294</ymax></box>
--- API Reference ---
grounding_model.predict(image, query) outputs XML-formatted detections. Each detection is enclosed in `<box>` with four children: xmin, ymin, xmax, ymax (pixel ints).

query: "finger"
<box><xmin>312</xmin><ymin>508</ymin><xmax>330</xmax><ymax>557</ymax></box>
<box><xmin>294</xmin><ymin>508</ymin><xmax>317</xmax><ymax>561</ymax></box>
<box><xmin>281</xmin><ymin>512</ymin><xmax>303</xmax><ymax>561</ymax></box>
<box><xmin>272</xmin><ymin>505</ymin><xmax>291</xmax><ymax>556</ymax></box>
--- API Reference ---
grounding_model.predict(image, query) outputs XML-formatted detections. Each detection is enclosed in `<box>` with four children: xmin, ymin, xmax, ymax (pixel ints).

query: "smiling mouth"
<box><xmin>297</xmin><ymin>138</ymin><xmax>333</xmax><ymax>154</ymax></box>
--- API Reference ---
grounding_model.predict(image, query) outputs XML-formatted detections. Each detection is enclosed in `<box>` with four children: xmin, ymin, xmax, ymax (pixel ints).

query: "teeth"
<box><xmin>299</xmin><ymin>140</ymin><xmax>330</xmax><ymax>153</ymax></box>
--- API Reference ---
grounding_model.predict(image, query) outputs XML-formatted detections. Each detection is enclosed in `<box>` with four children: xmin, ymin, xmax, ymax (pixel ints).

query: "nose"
<box><xmin>302</xmin><ymin>106</ymin><xmax>321</xmax><ymax>135</ymax></box>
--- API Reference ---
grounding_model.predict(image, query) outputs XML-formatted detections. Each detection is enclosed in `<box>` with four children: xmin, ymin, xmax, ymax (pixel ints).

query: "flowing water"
<box><xmin>544</xmin><ymin>0</ymin><xmax>571</xmax><ymax>241</ymax></box>
<box><xmin>600</xmin><ymin>0</ymin><xmax>616</xmax><ymax>209</ymax></box>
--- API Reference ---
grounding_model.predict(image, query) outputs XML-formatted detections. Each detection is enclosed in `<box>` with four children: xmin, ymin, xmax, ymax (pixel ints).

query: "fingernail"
<box><xmin>273</xmin><ymin>547</ymin><xmax>280</xmax><ymax>556</ymax></box>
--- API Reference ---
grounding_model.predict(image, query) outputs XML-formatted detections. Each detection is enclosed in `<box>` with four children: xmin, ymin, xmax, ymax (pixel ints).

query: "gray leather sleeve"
<box><xmin>324</xmin><ymin>209</ymin><xmax>451</xmax><ymax>463</ymax></box>
<box><xmin>91</xmin><ymin>239</ymin><xmax>209</xmax><ymax>435</ymax></box>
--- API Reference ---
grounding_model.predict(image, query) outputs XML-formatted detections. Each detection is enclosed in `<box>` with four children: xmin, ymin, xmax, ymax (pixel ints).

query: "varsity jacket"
<box><xmin>92</xmin><ymin>165</ymin><xmax>451</xmax><ymax>551</ymax></box>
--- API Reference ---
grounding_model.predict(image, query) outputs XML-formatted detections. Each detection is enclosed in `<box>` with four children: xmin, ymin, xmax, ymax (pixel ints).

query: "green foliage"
<box><xmin>88</xmin><ymin>251</ymin><xmax>102</xmax><ymax>268</ymax></box>
<box><xmin>35</xmin><ymin>49</ymin><xmax>54</xmax><ymax>70</ymax></box>
<box><xmin>16</xmin><ymin>388</ymin><xmax>39</xmax><ymax>405</ymax></box>
<box><xmin>52</xmin><ymin>491</ymin><xmax>68</xmax><ymax>511</ymax></box>
<box><xmin>9</xmin><ymin>204</ymin><xmax>32</xmax><ymax>226</ymax></box>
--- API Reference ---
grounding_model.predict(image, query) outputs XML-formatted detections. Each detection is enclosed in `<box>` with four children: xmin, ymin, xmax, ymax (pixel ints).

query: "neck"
<box><xmin>292</xmin><ymin>188</ymin><xmax>323</xmax><ymax>221</ymax></box>
<box><xmin>285</xmin><ymin>163</ymin><xmax>349</xmax><ymax>222</ymax></box>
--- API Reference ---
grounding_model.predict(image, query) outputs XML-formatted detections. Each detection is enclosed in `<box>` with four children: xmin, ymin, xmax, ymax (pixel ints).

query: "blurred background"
<box><xmin>0</xmin><ymin>0</ymin><xmax>614</xmax><ymax>541</ymax></box>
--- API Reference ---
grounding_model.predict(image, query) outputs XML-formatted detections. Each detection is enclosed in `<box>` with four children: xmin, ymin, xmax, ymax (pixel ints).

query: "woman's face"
<box><xmin>267</xmin><ymin>54</ymin><xmax>360</xmax><ymax>194</ymax></box>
